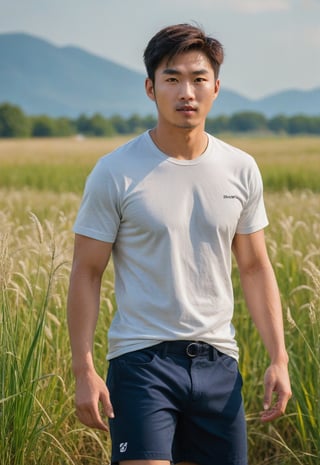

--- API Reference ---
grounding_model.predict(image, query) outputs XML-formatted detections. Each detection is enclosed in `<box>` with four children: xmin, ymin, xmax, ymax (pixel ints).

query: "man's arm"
<box><xmin>67</xmin><ymin>233</ymin><xmax>114</xmax><ymax>431</ymax></box>
<box><xmin>232</xmin><ymin>229</ymin><xmax>292</xmax><ymax>422</ymax></box>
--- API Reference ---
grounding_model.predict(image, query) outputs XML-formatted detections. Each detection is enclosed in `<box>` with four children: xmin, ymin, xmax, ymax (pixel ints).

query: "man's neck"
<box><xmin>150</xmin><ymin>126</ymin><xmax>208</xmax><ymax>160</ymax></box>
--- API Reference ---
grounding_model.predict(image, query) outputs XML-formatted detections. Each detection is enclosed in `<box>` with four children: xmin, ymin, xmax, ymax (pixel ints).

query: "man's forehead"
<box><xmin>159</xmin><ymin>50</ymin><xmax>214</xmax><ymax>72</ymax></box>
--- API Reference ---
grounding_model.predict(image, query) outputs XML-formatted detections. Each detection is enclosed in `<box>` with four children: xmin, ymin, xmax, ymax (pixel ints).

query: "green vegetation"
<box><xmin>0</xmin><ymin>136</ymin><xmax>319</xmax><ymax>464</ymax></box>
<box><xmin>1</xmin><ymin>102</ymin><xmax>320</xmax><ymax>138</ymax></box>
<box><xmin>1</xmin><ymin>135</ymin><xmax>320</xmax><ymax>193</ymax></box>
<box><xmin>0</xmin><ymin>103</ymin><xmax>31</xmax><ymax>138</ymax></box>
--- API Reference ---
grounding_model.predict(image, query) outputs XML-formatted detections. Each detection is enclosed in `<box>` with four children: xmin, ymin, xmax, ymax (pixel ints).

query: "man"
<box><xmin>67</xmin><ymin>23</ymin><xmax>291</xmax><ymax>465</ymax></box>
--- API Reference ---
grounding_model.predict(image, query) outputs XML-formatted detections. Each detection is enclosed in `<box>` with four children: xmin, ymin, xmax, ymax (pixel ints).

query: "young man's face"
<box><xmin>145</xmin><ymin>50</ymin><xmax>220</xmax><ymax>131</ymax></box>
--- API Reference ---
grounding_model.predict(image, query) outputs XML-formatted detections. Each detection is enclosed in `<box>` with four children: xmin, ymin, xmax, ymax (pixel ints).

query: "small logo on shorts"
<box><xmin>119</xmin><ymin>442</ymin><xmax>128</xmax><ymax>453</ymax></box>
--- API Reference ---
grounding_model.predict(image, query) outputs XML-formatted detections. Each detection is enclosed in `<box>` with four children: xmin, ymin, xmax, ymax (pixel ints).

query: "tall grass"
<box><xmin>1</xmin><ymin>189</ymin><xmax>319</xmax><ymax>464</ymax></box>
<box><xmin>0</xmin><ymin>192</ymin><xmax>114</xmax><ymax>464</ymax></box>
<box><xmin>0</xmin><ymin>135</ymin><xmax>319</xmax><ymax>464</ymax></box>
<box><xmin>234</xmin><ymin>192</ymin><xmax>320</xmax><ymax>464</ymax></box>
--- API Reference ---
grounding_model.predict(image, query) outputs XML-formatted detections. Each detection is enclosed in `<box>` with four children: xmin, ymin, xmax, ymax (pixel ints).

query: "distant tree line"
<box><xmin>0</xmin><ymin>102</ymin><xmax>320</xmax><ymax>138</ymax></box>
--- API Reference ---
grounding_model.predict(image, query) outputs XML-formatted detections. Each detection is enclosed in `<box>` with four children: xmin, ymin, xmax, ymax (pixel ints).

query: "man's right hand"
<box><xmin>74</xmin><ymin>369</ymin><xmax>114</xmax><ymax>431</ymax></box>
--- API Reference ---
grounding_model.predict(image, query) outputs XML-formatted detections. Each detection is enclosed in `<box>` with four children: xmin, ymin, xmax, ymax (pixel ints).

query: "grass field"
<box><xmin>0</xmin><ymin>136</ymin><xmax>319</xmax><ymax>464</ymax></box>
<box><xmin>1</xmin><ymin>135</ymin><xmax>320</xmax><ymax>192</ymax></box>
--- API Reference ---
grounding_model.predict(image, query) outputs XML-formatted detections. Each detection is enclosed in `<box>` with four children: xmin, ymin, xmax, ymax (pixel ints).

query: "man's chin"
<box><xmin>175</xmin><ymin>122</ymin><xmax>198</xmax><ymax>130</ymax></box>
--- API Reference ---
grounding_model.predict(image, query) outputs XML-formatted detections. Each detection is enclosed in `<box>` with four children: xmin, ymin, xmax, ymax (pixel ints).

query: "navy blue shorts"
<box><xmin>106</xmin><ymin>341</ymin><xmax>247</xmax><ymax>465</ymax></box>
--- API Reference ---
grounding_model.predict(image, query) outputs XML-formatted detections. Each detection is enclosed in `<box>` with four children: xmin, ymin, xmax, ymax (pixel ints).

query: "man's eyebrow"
<box><xmin>162</xmin><ymin>68</ymin><xmax>210</xmax><ymax>75</ymax></box>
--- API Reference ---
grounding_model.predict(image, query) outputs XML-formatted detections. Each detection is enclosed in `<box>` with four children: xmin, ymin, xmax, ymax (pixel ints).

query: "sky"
<box><xmin>1</xmin><ymin>0</ymin><xmax>320</xmax><ymax>99</ymax></box>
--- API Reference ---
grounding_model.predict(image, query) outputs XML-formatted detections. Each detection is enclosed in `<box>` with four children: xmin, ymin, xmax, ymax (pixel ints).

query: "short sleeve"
<box><xmin>236</xmin><ymin>160</ymin><xmax>269</xmax><ymax>234</ymax></box>
<box><xmin>73</xmin><ymin>159</ymin><xmax>121</xmax><ymax>243</ymax></box>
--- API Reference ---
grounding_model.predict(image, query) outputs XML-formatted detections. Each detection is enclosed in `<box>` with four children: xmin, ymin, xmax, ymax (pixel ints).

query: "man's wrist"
<box><xmin>270</xmin><ymin>351</ymin><xmax>289</xmax><ymax>365</ymax></box>
<box><xmin>72</xmin><ymin>360</ymin><xmax>96</xmax><ymax>378</ymax></box>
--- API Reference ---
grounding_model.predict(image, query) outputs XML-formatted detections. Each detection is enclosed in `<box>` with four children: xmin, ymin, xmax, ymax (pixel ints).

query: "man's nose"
<box><xmin>178</xmin><ymin>81</ymin><xmax>195</xmax><ymax>100</ymax></box>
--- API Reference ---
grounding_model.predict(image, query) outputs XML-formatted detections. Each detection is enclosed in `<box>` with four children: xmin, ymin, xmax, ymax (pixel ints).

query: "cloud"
<box><xmin>192</xmin><ymin>0</ymin><xmax>290</xmax><ymax>13</ymax></box>
<box><xmin>230</xmin><ymin>0</ymin><xmax>290</xmax><ymax>13</ymax></box>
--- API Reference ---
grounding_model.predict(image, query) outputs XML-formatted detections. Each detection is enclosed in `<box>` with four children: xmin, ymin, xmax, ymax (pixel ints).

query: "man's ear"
<box><xmin>145</xmin><ymin>78</ymin><xmax>156</xmax><ymax>101</ymax></box>
<box><xmin>213</xmin><ymin>79</ymin><xmax>220</xmax><ymax>101</ymax></box>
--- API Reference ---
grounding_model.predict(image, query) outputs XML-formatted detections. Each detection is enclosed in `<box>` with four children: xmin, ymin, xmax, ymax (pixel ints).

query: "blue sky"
<box><xmin>1</xmin><ymin>0</ymin><xmax>319</xmax><ymax>99</ymax></box>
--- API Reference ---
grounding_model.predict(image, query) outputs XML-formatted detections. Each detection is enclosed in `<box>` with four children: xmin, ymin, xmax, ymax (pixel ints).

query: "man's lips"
<box><xmin>176</xmin><ymin>105</ymin><xmax>197</xmax><ymax>112</ymax></box>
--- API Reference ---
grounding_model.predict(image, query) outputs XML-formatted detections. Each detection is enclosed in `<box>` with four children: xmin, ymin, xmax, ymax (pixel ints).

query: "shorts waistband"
<box><xmin>150</xmin><ymin>340</ymin><xmax>220</xmax><ymax>360</ymax></box>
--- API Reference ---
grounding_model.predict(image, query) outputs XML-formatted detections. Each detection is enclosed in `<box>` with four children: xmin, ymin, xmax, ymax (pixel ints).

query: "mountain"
<box><xmin>0</xmin><ymin>32</ymin><xmax>319</xmax><ymax>118</ymax></box>
<box><xmin>0</xmin><ymin>33</ymin><xmax>153</xmax><ymax>117</ymax></box>
<box><xmin>250</xmin><ymin>88</ymin><xmax>320</xmax><ymax>117</ymax></box>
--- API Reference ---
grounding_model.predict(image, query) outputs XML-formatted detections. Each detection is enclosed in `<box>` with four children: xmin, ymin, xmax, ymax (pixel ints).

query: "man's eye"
<box><xmin>195</xmin><ymin>77</ymin><xmax>206</xmax><ymax>82</ymax></box>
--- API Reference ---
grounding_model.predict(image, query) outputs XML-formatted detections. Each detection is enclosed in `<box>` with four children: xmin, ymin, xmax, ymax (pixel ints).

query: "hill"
<box><xmin>0</xmin><ymin>32</ymin><xmax>319</xmax><ymax>118</ymax></box>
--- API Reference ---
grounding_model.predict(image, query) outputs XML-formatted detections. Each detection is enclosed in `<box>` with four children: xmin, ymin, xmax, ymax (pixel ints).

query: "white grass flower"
<box><xmin>29</xmin><ymin>212</ymin><xmax>44</xmax><ymax>244</ymax></box>
<box><xmin>286</xmin><ymin>307</ymin><xmax>297</xmax><ymax>328</ymax></box>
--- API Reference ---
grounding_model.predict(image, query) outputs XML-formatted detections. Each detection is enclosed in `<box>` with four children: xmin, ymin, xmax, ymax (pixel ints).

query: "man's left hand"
<box><xmin>260</xmin><ymin>363</ymin><xmax>292</xmax><ymax>422</ymax></box>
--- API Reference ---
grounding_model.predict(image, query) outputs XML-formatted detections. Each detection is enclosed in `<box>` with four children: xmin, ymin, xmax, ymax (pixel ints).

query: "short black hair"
<box><xmin>144</xmin><ymin>23</ymin><xmax>224</xmax><ymax>82</ymax></box>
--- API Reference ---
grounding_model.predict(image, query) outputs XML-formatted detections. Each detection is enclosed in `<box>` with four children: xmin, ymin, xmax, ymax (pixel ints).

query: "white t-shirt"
<box><xmin>73</xmin><ymin>131</ymin><xmax>268</xmax><ymax>360</ymax></box>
